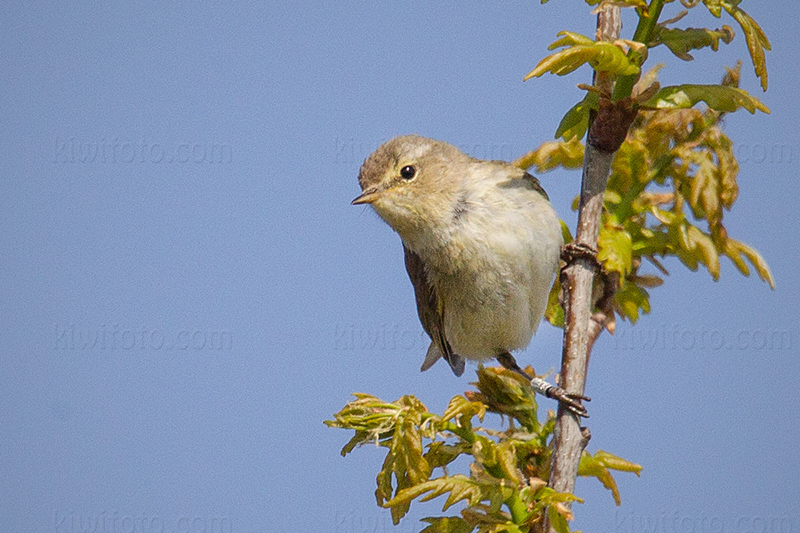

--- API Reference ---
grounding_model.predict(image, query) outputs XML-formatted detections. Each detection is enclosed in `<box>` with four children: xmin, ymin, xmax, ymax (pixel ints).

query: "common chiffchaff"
<box><xmin>353</xmin><ymin>135</ymin><xmax>588</xmax><ymax>416</ymax></box>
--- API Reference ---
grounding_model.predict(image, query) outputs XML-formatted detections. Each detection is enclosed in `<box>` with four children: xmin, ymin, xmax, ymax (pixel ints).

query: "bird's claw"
<box><xmin>529</xmin><ymin>376</ymin><xmax>590</xmax><ymax>418</ymax></box>
<box><xmin>546</xmin><ymin>385</ymin><xmax>590</xmax><ymax>418</ymax></box>
<box><xmin>561</xmin><ymin>242</ymin><xmax>600</xmax><ymax>269</ymax></box>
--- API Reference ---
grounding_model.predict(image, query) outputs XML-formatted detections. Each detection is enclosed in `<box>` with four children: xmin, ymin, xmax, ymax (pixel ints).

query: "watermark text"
<box><xmin>53</xmin><ymin>509</ymin><xmax>232</xmax><ymax>533</ymax></box>
<box><xmin>334</xmin><ymin>323</ymin><xmax>428</xmax><ymax>352</ymax></box>
<box><xmin>614</xmin><ymin>510</ymin><xmax>797</xmax><ymax>533</ymax></box>
<box><xmin>613</xmin><ymin>324</ymin><xmax>792</xmax><ymax>354</ymax></box>
<box><xmin>53</xmin><ymin>137</ymin><xmax>232</xmax><ymax>164</ymax></box>
<box><xmin>53</xmin><ymin>324</ymin><xmax>233</xmax><ymax>351</ymax></box>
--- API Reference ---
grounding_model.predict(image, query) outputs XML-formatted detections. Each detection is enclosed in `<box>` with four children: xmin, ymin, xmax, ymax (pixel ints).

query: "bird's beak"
<box><xmin>351</xmin><ymin>187</ymin><xmax>382</xmax><ymax>205</ymax></box>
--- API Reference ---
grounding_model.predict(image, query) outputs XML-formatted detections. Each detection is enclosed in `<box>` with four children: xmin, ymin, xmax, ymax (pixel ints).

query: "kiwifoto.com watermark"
<box><xmin>334</xmin><ymin>509</ymin><xmax>416</xmax><ymax>533</ymax></box>
<box><xmin>612</xmin><ymin>323</ymin><xmax>792</xmax><ymax>353</ymax></box>
<box><xmin>734</xmin><ymin>142</ymin><xmax>796</xmax><ymax>166</ymax></box>
<box><xmin>52</xmin><ymin>137</ymin><xmax>233</xmax><ymax>164</ymax></box>
<box><xmin>53</xmin><ymin>324</ymin><xmax>233</xmax><ymax>351</ymax></box>
<box><xmin>332</xmin><ymin>136</ymin><xmax>516</xmax><ymax>165</ymax></box>
<box><xmin>53</xmin><ymin>509</ymin><xmax>231</xmax><ymax>533</ymax></box>
<box><xmin>614</xmin><ymin>510</ymin><xmax>797</xmax><ymax>533</ymax></box>
<box><xmin>334</xmin><ymin>323</ymin><xmax>429</xmax><ymax>352</ymax></box>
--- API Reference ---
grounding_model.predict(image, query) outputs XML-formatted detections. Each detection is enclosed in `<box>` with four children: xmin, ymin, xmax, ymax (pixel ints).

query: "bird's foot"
<box><xmin>496</xmin><ymin>353</ymin><xmax>590</xmax><ymax>418</ymax></box>
<box><xmin>530</xmin><ymin>377</ymin><xmax>590</xmax><ymax>418</ymax></box>
<box><xmin>561</xmin><ymin>242</ymin><xmax>600</xmax><ymax>269</ymax></box>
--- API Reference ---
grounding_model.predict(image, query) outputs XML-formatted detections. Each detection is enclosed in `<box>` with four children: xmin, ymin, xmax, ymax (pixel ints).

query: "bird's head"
<box><xmin>352</xmin><ymin>135</ymin><xmax>469</xmax><ymax>245</ymax></box>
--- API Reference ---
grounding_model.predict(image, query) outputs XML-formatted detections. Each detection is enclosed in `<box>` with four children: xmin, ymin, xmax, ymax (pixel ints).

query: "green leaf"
<box><xmin>613</xmin><ymin>281</ymin><xmax>651</xmax><ymax>323</ymax></box>
<box><xmin>688</xmin><ymin>151</ymin><xmax>722</xmax><ymax>225</ymax></box>
<box><xmin>467</xmin><ymin>366</ymin><xmax>540</xmax><ymax>432</ymax></box>
<box><xmin>471</xmin><ymin>438</ymin><xmax>521</xmax><ymax>484</ymax></box>
<box><xmin>672</xmin><ymin>224</ymin><xmax>721</xmax><ymax>280</ymax></box>
<box><xmin>325</xmin><ymin>393</ymin><xmax>420</xmax><ymax>452</ymax></box>
<box><xmin>326</xmin><ymin>393</ymin><xmax>437</xmax><ymax>447</ymax></box>
<box><xmin>555</xmin><ymin>91</ymin><xmax>600</xmax><ymax>141</ymax></box>
<box><xmin>544</xmin><ymin>274</ymin><xmax>565</xmax><ymax>328</ymax></box>
<box><xmin>329</xmin><ymin>371</ymin><xmax>644</xmax><ymax>529</ymax></box>
<box><xmin>703</xmin><ymin>0</ymin><xmax>723</xmax><ymax>18</ymax></box>
<box><xmin>708</xmin><ymin>130</ymin><xmax>739</xmax><ymax>208</ymax></box>
<box><xmin>371</xmin><ymin>396</ymin><xmax>434</xmax><ymax>524</ymax></box>
<box><xmin>515</xmin><ymin>138</ymin><xmax>585</xmax><ymax>174</ymax></box>
<box><xmin>723</xmin><ymin>2</ymin><xmax>770</xmax><ymax>91</ymax></box>
<box><xmin>642</xmin><ymin>84</ymin><xmax>769</xmax><ymax>114</ymax></box>
<box><xmin>649</xmin><ymin>205</ymin><xmax>680</xmax><ymax>226</ymax></box>
<box><xmin>611</xmin><ymin>0</ymin><xmax>648</xmax><ymax>7</ymax></box>
<box><xmin>340</xmin><ymin>430</ymin><xmax>371</xmax><ymax>456</ymax></box>
<box><xmin>460</xmin><ymin>503</ymin><xmax>520</xmax><ymax>530</ymax></box>
<box><xmin>651</xmin><ymin>25</ymin><xmax>734</xmax><ymax>61</ymax></box>
<box><xmin>579</xmin><ymin>450</ymin><xmax>643</xmax><ymax>505</ymax></box>
<box><xmin>724</xmin><ymin>239</ymin><xmax>775</xmax><ymax>288</ymax></box>
<box><xmin>524</xmin><ymin>32</ymin><xmax>639</xmax><ymax>80</ymax></box>
<box><xmin>425</xmin><ymin>441</ymin><xmax>466</xmax><ymax>470</ymax></box>
<box><xmin>547</xmin><ymin>505</ymin><xmax>572</xmax><ymax>533</ymax></box>
<box><xmin>610</xmin><ymin>139</ymin><xmax>650</xmax><ymax>197</ymax></box>
<box><xmin>592</xmin><ymin>450</ymin><xmax>644</xmax><ymax>475</ymax></box>
<box><xmin>548</xmin><ymin>31</ymin><xmax>595</xmax><ymax>49</ymax></box>
<box><xmin>443</xmin><ymin>395</ymin><xmax>486</xmax><ymax>426</ymax></box>
<box><xmin>385</xmin><ymin>475</ymin><xmax>499</xmax><ymax>514</ymax></box>
<box><xmin>420</xmin><ymin>516</ymin><xmax>475</xmax><ymax>533</ymax></box>
<box><xmin>598</xmin><ymin>225</ymin><xmax>634</xmax><ymax>276</ymax></box>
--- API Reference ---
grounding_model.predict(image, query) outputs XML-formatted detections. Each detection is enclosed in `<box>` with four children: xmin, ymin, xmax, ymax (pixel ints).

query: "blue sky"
<box><xmin>1</xmin><ymin>2</ymin><xmax>798</xmax><ymax>532</ymax></box>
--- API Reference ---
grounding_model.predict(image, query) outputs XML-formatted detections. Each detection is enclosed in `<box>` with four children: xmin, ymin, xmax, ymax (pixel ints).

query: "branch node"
<box><xmin>587</xmin><ymin>97</ymin><xmax>638</xmax><ymax>153</ymax></box>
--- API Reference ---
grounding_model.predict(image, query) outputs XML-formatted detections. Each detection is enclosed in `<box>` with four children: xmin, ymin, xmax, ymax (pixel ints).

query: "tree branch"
<box><xmin>544</xmin><ymin>6</ymin><xmax>622</xmax><ymax>532</ymax></box>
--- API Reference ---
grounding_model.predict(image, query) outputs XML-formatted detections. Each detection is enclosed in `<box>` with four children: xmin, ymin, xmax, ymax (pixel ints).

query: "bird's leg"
<box><xmin>561</xmin><ymin>241</ymin><xmax>618</xmax><ymax>350</ymax></box>
<box><xmin>561</xmin><ymin>242</ymin><xmax>600</xmax><ymax>271</ymax></box>
<box><xmin>496</xmin><ymin>352</ymin><xmax>590</xmax><ymax>418</ymax></box>
<box><xmin>496</xmin><ymin>351</ymin><xmax>533</xmax><ymax>379</ymax></box>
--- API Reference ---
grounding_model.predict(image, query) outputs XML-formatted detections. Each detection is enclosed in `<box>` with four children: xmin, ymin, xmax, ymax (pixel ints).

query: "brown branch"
<box><xmin>588</xmin><ymin>310</ymin><xmax>611</xmax><ymax>353</ymax></box>
<box><xmin>544</xmin><ymin>5</ymin><xmax>623</xmax><ymax>532</ymax></box>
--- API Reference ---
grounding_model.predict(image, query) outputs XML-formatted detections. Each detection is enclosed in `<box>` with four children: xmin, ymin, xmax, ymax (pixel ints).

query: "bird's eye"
<box><xmin>400</xmin><ymin>165</ymin><xmax>416</xmax><ymax>180</ymax></box>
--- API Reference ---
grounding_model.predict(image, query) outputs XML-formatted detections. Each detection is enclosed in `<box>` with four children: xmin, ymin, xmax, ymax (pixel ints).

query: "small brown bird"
<box><xmin>353</xmin><ymin>135</ymin><xmax>588</xmax><ymax>416</ymax></box>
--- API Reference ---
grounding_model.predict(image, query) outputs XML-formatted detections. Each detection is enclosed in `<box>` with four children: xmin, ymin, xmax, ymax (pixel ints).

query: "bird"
<box><xmin>352</xmin><ymin>135</ymin><xmax>588</xmax><ymax>416</ymax></box>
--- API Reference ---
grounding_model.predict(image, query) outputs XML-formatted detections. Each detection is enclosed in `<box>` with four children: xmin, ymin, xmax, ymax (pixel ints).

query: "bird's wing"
<box><xmin>521</xmin><ymin>172</ymin><xmax>549</xmax><ymax>200</ymax></box>
<box><xmin>403</xmin><ymin>245</ymin><xmax>464</xmax><ymax>376</ymax></box>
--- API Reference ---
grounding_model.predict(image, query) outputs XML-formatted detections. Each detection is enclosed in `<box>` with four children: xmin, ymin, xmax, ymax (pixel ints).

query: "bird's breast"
<box><xmin>423</xmin><ymin>221</ymin><xmax>558</xmax><ymax>360</ymax></box>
